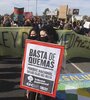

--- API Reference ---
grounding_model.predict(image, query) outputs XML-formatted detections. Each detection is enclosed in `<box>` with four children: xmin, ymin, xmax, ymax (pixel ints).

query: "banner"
<box><xmin>20</xmin><ymin>40</ymin><xmax>64</xmax><ymax>97</ymax></box>
<box><xmin>0</xmin><ymin>27</ymin><xmax>31</xmax><ymax>57</ymax></box>
<box><xmin>24</xmin><ymin>12</ymin><xmax>33</xmax><ymax>19</ymax></box>
<box><xmin>59</xmin><ymin>5</ymin><xmax>68</xmax><ymax>19</ymax></box>
<box><xmin>57</xmin><ymin>30</ymin><xmax>90</xmax><ymax>59</ymax></box>
<box><xmin>73</xmin><ymin>9</ymin><xmax>79</xmax><ymax>15</ymax></box>
<box><xmin>56</xmin><ymin>73</ymin><xmax>90</xmax><ymax>100</ymax></box>
<box><xmin>0</xmin><ymin>27</ymin><xmax>90</xmax><ymax>59</ymax></box>
<box><xmin>58</xmin><ymin>73</ymin><xmax>90</xmax><ymax>90</ymax></box>
<box><xmin>14</xmin><ymin>7</ymin><xmax>24</xmax><ymax>14</ymax></box>
<box><xmin>14</xmin><ymin>7</ymin><xmax>24</xmax><ymax>21</ymax></box>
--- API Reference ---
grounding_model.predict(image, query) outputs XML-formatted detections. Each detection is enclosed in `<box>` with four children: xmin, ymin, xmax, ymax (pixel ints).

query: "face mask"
<box><xmin>39</xmin><ymin>36</ymin><xmax>49</xmax><ymax>42</ymax></box>
<box><xmin>29</xmin><ymin>36</ymin><xmax>37</xmax><ymax>40</ymax></box>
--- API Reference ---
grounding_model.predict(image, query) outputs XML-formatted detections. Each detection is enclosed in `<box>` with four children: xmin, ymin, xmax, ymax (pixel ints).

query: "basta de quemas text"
<box><xmin>28</xmin><ymin>49</ymin><xmax>56</xmax><ymax>70</ymax></box>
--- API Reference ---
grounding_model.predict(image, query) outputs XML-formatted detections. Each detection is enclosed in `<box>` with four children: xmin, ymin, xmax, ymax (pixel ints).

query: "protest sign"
<box><xmin>20</xmin><ymin>40</ymin><xmax>64</xmax><ymax>97</ymax></box>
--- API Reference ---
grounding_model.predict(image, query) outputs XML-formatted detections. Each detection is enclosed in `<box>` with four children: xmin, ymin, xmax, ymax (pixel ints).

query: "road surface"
<box><xmin>0</xmin><ymin>57</ymin><xmax>90</xmax><ymax>100</ymax></box>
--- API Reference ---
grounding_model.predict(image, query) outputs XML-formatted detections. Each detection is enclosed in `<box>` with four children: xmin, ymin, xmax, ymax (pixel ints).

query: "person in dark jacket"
<box><xmin>25</xmin><ymin>25</ymin><xmax>59</xmax><ymax>100</ymax></box>
<box><xmin>28</xmin><ymin>27</ymin><xmax>39</xmax><ymax>40</ymax></box>
<box><xmin>39</xmin><ymin>25</ymin><xmax>59</xmax><ymax>43</ymax></box>
<box><xmin>25</xmin><ymin>27</ymin><xmax>40</xmax><ymax>100</ymax></box>
<box><xmin>38</xmin><ymin>25</ymin><xmax>59</xmax><ymax>100</ymax></box>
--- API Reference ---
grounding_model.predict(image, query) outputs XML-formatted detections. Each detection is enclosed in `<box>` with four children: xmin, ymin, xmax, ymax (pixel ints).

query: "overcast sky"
<box><xmin>0</xmin><ymin>0</ymin><xmax>90</xmax><ymax>16</ymax></box>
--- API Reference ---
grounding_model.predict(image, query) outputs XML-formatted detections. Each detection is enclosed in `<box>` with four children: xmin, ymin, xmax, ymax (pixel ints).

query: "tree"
<box><xmin>43</xmin><ymin>8</ymin><xmax>50</xmax><ymax>16</ymax></box>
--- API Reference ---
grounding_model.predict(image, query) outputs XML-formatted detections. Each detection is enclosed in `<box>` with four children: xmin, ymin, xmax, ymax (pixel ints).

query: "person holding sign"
<box><xmin>21</xmin><ymin>25</ymin><xmax>65</xmax><ymax>100</ymax></box>
<box><xmin>39</xmin><ymin>25</ymin><xmax>59</xmax><ymax>44</ymax></box>
<box><xmin>25</xmin><ymin>25</ymin><xmax>59</xmax><ymax>100</ymax></box>
<box><xmin>38</xmin><ymin>25</ymin><xmax>59</xmax><ymax>100</ymax></box>
<box><xmin>28</xmin><ymin>27</ymin><xmax>39</xmax><ymax>40</ymax></box>
<box><xmin>25</xmin><ymin>27</ymin><xmax>40</xmax><ymax>100</ymax></box>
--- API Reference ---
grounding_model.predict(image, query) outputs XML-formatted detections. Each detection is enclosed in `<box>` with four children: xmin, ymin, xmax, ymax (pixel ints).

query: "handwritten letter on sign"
<box><xmin>20</xmin><ymin>40</ymin><xmax>64</xmax><ymax>97</ymax></box>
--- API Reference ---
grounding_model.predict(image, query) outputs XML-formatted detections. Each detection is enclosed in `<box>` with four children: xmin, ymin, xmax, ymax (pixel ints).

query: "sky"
<box><xmin>0</xmin><ymin>0</ymin><xmax>90</xmax><ymax>16</ymax></box>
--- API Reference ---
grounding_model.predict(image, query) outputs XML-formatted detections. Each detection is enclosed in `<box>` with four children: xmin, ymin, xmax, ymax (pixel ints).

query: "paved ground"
<box><xmin>67</xmin><ymin>57</ymin><xmax>90</xmax><ymax>73</ymax></box>
<box><xmin>0</xmin><ymin>57</ymin><xmax>90</xmax><ymax>100</ymax></box>
<box><xmin>0</xmin><ymin>58</ymin><xmax>25</xmax><ymax>100</ymax></box>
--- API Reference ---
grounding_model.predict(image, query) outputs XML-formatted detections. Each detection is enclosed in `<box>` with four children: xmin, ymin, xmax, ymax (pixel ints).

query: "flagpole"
<box><xmin>28</xmin><ymin>0</ymin><xmax>30</xmax><ymax>12</ymax></box>
<box><xmin>36</xmin><ymin>0</ymin><xmax>38</xmax><ymax>16</ymax></box>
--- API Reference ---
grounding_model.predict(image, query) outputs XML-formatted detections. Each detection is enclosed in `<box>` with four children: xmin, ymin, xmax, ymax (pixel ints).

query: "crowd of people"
<box><xmin>0</xmin><ymin>14</ymin><xmax>90</xmax><ymax>37</ymax></box>
<box><xmin>0</xmin><ymin>13</ymin><xmax>89</xmax><ymax>100</ymax></box>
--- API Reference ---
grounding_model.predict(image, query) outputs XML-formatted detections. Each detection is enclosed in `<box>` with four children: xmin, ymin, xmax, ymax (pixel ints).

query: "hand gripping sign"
<box><xmin>20</xmin><ymin>40</ymin><xmax>64</xmax><ymax>97</ymax></box>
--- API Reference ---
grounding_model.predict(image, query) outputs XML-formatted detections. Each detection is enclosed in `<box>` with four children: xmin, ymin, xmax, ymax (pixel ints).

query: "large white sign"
<box><xmin>20</xmin><ymin>40</ymin><xmax>64</xmax><ymax>97</ymax></box>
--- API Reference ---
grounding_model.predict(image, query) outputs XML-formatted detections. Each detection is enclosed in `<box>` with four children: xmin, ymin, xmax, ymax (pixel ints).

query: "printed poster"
<box><xmin>20</xmin><ymin>40</ymin><xmax>64</xmax><ymax>97</ymax></box>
